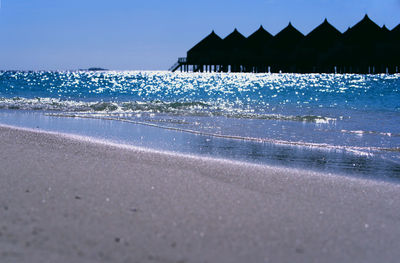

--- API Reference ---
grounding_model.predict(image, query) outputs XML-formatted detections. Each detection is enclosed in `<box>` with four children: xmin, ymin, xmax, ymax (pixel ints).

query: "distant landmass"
<box><xmin>77</xmin><ymin>67</ymin><xmax>108</xmax><ymax>71</ymax></box>
<box><xmin>87</xmin><ymin>67</ymin><xmax>108</xmax><ymax>71</ymax></box>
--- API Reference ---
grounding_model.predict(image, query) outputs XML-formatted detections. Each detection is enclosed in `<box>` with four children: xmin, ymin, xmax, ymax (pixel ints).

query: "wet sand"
<box><xmin>1</xmin><ymin>125</ymin><xmax>400</xmax><ymax>263</ymax></box>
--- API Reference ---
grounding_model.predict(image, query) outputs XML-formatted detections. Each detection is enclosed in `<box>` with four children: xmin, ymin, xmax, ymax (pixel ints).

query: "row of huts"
<box><xmin>170</xmin><ymin>15</ymin><xmax>400</xmax><ymax>74</ymax></box>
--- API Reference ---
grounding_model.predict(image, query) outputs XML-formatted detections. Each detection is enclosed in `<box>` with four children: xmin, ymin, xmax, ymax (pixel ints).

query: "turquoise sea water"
<box><xmin>1</xmin><ymin>71</ymin><xmax>399</xmax><ymax>179</ymax></box>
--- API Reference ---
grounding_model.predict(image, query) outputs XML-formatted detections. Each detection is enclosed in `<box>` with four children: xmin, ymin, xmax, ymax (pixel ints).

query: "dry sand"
<box><xmin>1</xmin><ymin>125</ymin><xmax>400</xmax><ymax>263</ymax></box>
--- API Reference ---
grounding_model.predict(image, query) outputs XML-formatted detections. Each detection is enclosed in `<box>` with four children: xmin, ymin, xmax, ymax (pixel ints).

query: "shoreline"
<box><xmin>0</xmin><ymin>122</ymin><xmax>397</xmax><ymax>184</ymax></box>
<box><xmin>1</xmin><ymin>109</ymin><xmax>399</xmax><ymax>180</ymax></box>
<box><xmin>1</xmin><ymin>124</ymin><xmax>400</xmax><ymax>262</ymax></box>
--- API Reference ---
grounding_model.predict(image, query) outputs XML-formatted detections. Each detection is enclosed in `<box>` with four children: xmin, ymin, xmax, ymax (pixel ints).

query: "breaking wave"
<box><xmin>0</xmin><ymin>97</ymin><xmax>335</xmax><ymax>123</ymax></box>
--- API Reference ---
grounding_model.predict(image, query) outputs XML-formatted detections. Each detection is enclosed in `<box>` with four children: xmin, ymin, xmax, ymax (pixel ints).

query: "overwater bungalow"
<box><xmin>298</xmin><ymin>19</ymin><xmax>342</xmax><ymax>73</ymax></box>
<box><xmin>244</xmin><ymin>25</ymin><xmax>273</xmax><ymax>72</ymax></box>
<box><xmin>390</xmin><ymin>24</ymin><xmax>400</xmax><ymax>73</ymax></box>
<box><xmin>375</xmin><ymin>25</ymin><xmax>393</xmax><ymax>73</ymax></box>
<box><xmin>171</xmin><ymin>15</ymin><xmax>399</xmax><ymax>74</ymax></box>
<box><xmin>270</xmin><ymin>22</ymin><xmax>304</xmax><ymax>73</ymax></box>
<box><xmin>221</xmin><ymin>29</ymin><xmax>247</xmax><ymax>72</ymax></box>
<box><xmin>174</xmin><ymin>30</ymin><xmax>222</xmax><ymax>72</ymax></box>
<box><xmin>339</xmin><ymin>15</ymin><xmax>384</xmax><ymax>73</ymax></box>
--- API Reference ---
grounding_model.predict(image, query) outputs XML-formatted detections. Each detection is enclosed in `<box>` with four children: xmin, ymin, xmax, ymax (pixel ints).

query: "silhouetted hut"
<box><xmin>186</xmin><ymin>31</ymin><xmax>223</xmax><ymax>72</ymax></box>
<box><xmin>172</xmin><ymin>14</ymin><xmax>399</xmax><ymax>73</ymax></box>
<box><xmin>374</xmin><ymin>25</ymin><xmax>393</xmax><ymax>72</ymax></box>
<box><xmin>389</xmin><ymin>24</ymin><xmax>400</xmax><ymax>72</ymax></box>
<box><xmin>340</xmin><ymin>14</ymin><xmax>383</xmax><ymax>73</ymax></box>
<box><xmin>343</xmin><ymin>15</ymin><xmax>383</xmax><ymax>44</ymax></box>
<box><xmin>299</xmin><ymin>19</ymin><xmax>342</xmax><ymax>73</ymax></box>
<box><xmin>271</xmin><ymin>22</ymin><xmax>304</xmax><ymax>72</ymax></box>
<box><xmin>244</xmin><ymin>25</ymin><xmax>273</xmax><ymax>72</ymax></box>
<box><xmin>222</xmin><ymin>28</ymin><xmax>247</xmax><ymax>72</ymax></box>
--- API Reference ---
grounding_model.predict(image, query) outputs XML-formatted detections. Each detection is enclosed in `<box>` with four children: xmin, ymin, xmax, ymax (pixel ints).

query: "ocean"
<box><xmin>0</xmin><ymin>71</ymin><xmax>399</xmax><ymax>179</ymax></box>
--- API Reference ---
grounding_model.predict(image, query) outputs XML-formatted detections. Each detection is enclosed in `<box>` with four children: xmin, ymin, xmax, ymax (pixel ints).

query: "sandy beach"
<box><xmin>1</xmin><ymin>124</ymin><xmax>400</xmax><ymax>263</ymax></box>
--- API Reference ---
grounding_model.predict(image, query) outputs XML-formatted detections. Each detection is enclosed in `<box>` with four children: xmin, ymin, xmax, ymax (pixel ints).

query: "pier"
<box><xmin>171</xmin><ymin>15</ymin><xmax>400</xmax><ymax>74</ymax></box>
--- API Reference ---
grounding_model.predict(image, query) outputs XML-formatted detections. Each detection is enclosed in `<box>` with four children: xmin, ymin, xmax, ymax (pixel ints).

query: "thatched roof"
<box><xmin>187</xmin><ymin>30</ymin><xmax>222</xmax><ymax>54</ymax></box>
<box><xmin>296</xmin><ymin>19</ymin><xmax>342</xmax><ymax>69</ymax></box>
<box><xmin>343</xmin><ymin>14</ymin><xmax>382</xmax><ymax>44</ymax></box>
<box><xmin>247</xmin><ymin>25</ymin><xmax>273</xmax><ymax>44</ymax></box>
<box><xmin>335</xmin><ymin>15</ymin><xmax>384</xmax><ymax>67</ymax></box>
<box><xmin>269</xmin><ymin>22</ymin><xmax>304</xmax><ymax>70</ymax></box>
<box><xmin>244</xmin><ymin>26</ymin><xmax>273</xmax><ymax>64</ymax></box>
<box><xmin>221</xmin><ymin>29</ymin><xmax>247</xmax><ymax>65</ymax></box>
<box><xmin>273</xmin><ymin>22</ymin><xmax>304</xmax><ymax>49</ymax></box>
<box><xmin>223</xmin><ymin>28</ymin><xmax>247</xmax><ymax>48</ymax></box>
<box><xmin>304</xmin><ymin>19</ymin><xmax>341</xmax><ymax>49</ymax></box>
<box><xmin>187</xmin><ymin>30</ymin><xmax>223</xmax><ymax>64</ymax></box>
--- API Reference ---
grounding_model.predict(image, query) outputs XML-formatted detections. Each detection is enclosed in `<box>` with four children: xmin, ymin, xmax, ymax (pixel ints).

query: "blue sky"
<box><xmin>0</xmin><ymin>0</ymin><xmax>399</xmax><ymax>70</ymax></box>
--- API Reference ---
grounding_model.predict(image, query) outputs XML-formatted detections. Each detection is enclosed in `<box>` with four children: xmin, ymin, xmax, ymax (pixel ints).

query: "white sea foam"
<box><xmin>0</xmin><ymin>96</ymin><xmax>337</xmax><ymax>123</ymax></box>
<box><xmin>341</xmin><ymin>129</ymin><xmax>398</xmax><ymax>137</ymax></box>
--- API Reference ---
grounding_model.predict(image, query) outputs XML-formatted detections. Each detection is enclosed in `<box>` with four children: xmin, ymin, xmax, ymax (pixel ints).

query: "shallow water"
<box><xmin>1</xmin><ymin>71</ymin><xmax>399</xmax><ymax>179</ymax></box>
